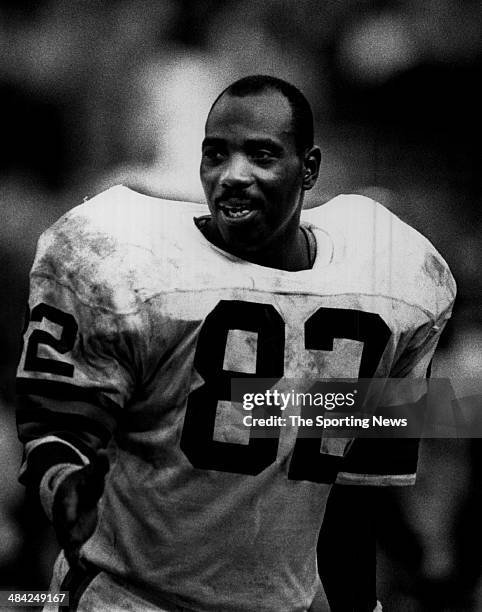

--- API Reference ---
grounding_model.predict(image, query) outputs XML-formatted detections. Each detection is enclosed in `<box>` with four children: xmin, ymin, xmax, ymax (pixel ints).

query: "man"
<box><xmin>16</xmin><ymin>75</ymin><xmax>455</xmax><ymax>611</ymax></box>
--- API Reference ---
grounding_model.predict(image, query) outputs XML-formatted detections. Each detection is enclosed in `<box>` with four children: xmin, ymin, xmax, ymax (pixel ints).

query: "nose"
<box><xmin>220</xmin><ymin>153</ymin><xmax>253</xmax><ymax>188</ymax></box>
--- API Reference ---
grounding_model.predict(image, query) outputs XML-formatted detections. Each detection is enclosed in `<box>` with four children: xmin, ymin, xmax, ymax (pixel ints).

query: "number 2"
<box><xmin>24</xmin><ymin>303</ymin><xmax>77</xmax><ymax>377</ymax></box>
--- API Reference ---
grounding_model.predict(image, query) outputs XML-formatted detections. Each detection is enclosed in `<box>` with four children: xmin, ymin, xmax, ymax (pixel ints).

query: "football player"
<box><xmin>16</xmin><ymin>75</ymin><xmax>455</xmax><ymax>611</ymax></box>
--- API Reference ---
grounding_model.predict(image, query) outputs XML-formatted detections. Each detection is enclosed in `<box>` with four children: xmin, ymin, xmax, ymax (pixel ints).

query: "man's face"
<box><xmin>200</xmin><ymin>91</ymin><xmax>305</xmax><ymax>254</ymax></box>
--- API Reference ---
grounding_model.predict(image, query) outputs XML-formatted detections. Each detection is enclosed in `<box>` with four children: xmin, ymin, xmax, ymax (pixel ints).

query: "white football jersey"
<box><xmin>17</xmin><ymin>186</ymin><xmax>455</xmax><ymax>611</ymax></box>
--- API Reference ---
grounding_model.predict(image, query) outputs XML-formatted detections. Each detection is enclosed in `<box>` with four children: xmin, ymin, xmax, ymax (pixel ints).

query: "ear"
<box><xmin>302</xmin><ymin>146</ymin><xmax>321</xmax><ymax>191</ymax></box>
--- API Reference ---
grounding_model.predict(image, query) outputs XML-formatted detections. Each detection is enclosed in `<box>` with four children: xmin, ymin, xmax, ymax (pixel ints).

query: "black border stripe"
<box><xmin>17</xmin><ymin>406</ymin><xmax>113</xmax><ymax>445</ymax></box>
<box><xmin>16</xmin><ymin>378</ymin><xmax>120</xmax><ymax>416</ymax></box>
<box><xmin>17</xmin><ymin>393</ymin><xmax>116</xmax><ymax>434</ymax></box>
<box><xmin>341</xmin><ymin>437</ymin><xmax>420</xmax><ymax>476</ymax></box>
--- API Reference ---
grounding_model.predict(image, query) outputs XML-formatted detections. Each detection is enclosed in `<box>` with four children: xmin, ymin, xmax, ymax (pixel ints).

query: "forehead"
<box><xmin>205</xmin><ymin>91</ymin><xmax>294</xmax><ymax>144</ymax></box>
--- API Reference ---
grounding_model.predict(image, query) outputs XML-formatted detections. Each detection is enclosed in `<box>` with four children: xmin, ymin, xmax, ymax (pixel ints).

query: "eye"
<box><xmin>202</xmin><ymin>148</ymin><xmax>225</xmax><ymax>164</ymax></box>
<box><xmin>250</xmin><ymin>150</ymin><xmax>276</xmax><ymax>164</ymax></box>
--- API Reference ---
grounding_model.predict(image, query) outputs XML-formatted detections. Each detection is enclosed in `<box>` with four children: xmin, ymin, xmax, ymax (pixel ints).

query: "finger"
<box><xmin>93</xmin><ymin>449</ymin><xmax>110</xmax><ymax>475</ymax></box>
<box><xmin>78</xmin><ymin>454</ymin><xmax>109</xmax><ymax>508</ymax></box>
<box><xmin>64</xmin><ymin>543</ymin><xmax>86</xmax><ymax>571</ymax></box>
<box><xmin>62</xmin><ymin>508</ymin><xmax>98</xmax><ymax>569</ymax></box>
<box><xmin>61</xmin><ymin>481</ymin><xmax>81</xmax><ymax>526</ymax></box>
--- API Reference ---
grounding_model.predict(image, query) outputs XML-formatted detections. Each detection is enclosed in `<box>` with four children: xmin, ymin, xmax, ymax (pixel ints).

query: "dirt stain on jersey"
<box><xmin>423</xmin><ymin>252</ymin><xmax>446</xmax><ymax>287</ymax></box>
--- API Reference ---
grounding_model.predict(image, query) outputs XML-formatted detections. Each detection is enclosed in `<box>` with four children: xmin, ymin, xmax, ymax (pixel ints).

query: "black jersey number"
<box><xmin>23</xmin><ymin>303</ymin><xmax>78</xmax><ymax>377</ymax></box>
<box><xmin>180</xmin><ymin>301</ymin><xmax>285</xmax><ymax>474</ymax></box>
<box><xmin>180</xmin><ymin>300</ymin><xmax>391</xmax><ymax>483</ymax></box>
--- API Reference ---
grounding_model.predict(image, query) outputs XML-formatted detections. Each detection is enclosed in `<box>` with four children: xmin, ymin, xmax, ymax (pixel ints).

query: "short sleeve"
<box><xmin>336</xmin><ymin>310</ymin><xmax>453</xmax><ymax>487</ymax></box>
<box><xmin>16</xmin><ymin>225</ymin><xmax>143</xmax><ymax>493</ymax></box>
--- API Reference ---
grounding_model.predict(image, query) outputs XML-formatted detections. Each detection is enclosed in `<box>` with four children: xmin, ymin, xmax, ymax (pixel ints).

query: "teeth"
<box><xmin>223</xmin><ymin>208</ymin><xmax>251</xmax><ymax>218</ymax></box>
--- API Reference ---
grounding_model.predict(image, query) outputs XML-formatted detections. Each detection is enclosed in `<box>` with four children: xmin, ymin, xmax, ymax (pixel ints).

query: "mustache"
<box><xmin>215</xmin><ymin>190</ymin><xmax>261</xmax><ymax>206</ymax></box>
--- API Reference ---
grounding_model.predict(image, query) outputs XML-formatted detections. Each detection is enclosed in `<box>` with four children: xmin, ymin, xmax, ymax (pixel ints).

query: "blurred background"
<box><xmin>0</xmin><ymin>1</ymin><xmax>480</xmax><ymax>610</ymax></box>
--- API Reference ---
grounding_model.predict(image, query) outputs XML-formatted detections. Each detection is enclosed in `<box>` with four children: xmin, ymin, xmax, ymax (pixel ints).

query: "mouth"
<box><xmin>217</xmin><ymin>199</ymin><xmax>259</xmax><ymax>221</ymax></box>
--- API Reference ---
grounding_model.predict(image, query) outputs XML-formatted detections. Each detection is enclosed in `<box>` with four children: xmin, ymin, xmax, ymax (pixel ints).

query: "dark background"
<box><xmin>0</xmin><ymin>1</ymin><xmax>480</xmax><ymax>610</ymax></box>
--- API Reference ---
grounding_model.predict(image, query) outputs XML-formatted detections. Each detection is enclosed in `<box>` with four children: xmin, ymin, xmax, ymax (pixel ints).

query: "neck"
<box><xmin>244</xmin><ymin>227</ymin><xmax>310</xmax><ymax>271</ymax></box>
<box><xmin>200</xmin><ymin>219</ymin><xmax>313</xmax><ymax>272</ymax></box>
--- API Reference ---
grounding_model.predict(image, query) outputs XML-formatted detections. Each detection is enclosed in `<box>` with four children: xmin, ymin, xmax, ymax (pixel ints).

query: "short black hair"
<box><xmin>208</xmin><ymin>75</ymin><xmax>314</xmax><ymax>155</ymax></box>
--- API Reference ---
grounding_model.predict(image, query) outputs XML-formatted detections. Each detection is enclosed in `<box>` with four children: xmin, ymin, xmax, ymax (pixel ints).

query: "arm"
<box><xmin>16</xmin><ymin>227</ymin><xmax>137</xmax><ymax>567</ymax></box>
<box><xmin>17</xmin><ymin>358</ymin><xmax>116</xmax><ymax>570</ymax></box>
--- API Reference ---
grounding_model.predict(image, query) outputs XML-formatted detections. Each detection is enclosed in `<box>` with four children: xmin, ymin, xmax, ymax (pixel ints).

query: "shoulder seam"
<box><xmin>32</xmin><ymin>275</ymin><xmax>453</xmax><ymax>323</ymax></box>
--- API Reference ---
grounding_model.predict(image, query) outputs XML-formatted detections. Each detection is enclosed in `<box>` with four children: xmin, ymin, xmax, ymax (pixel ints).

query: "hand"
<box><xmin>52</xmin><ymin>450</ymin><xmax>109</xmax><ymax>570</ymax></box>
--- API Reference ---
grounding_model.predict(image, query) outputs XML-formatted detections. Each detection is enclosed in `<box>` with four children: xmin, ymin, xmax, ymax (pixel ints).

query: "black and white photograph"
<box><xmin>0</xmin><ymin>2</ymin><xmax>480</xmax><ymax>611</ymax></box>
